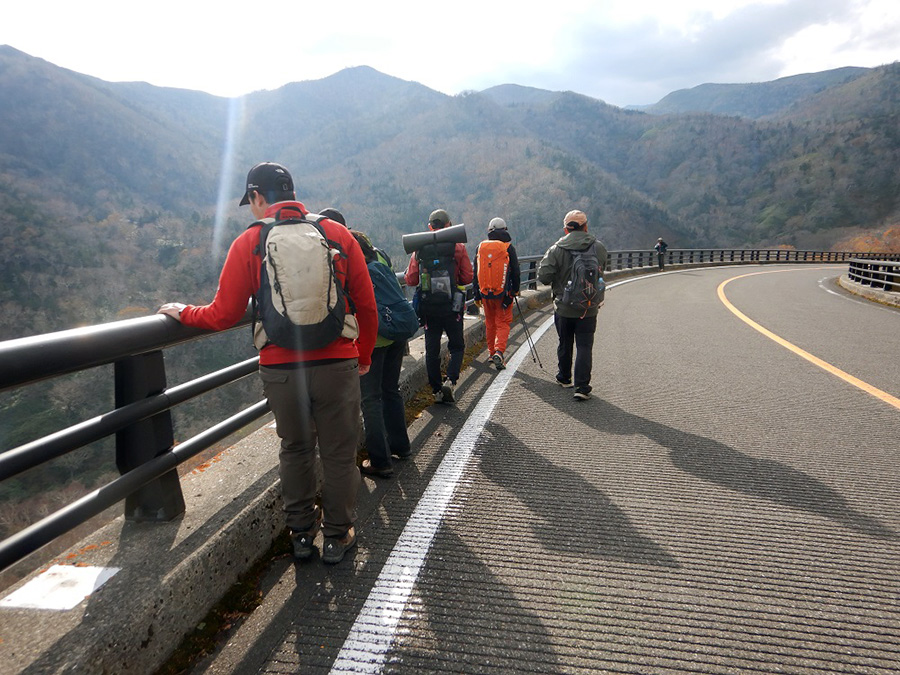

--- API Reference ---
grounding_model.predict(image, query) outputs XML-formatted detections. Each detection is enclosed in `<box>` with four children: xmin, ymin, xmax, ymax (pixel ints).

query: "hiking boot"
<box><xmin>291</xmin><ymin>507</ymin><xmax>322</xmax><ymax>560</ymax></box>
<box><xmin>556</xmin><ymin>377</ymin><xmax>574</xmax><ymax>388</ymax></box>
<box><xmin>440</xmin><ymin>378</ymin><xmax>455</xmax><ymax>403</ymax></box>
<box><xmin>322</xmin><ymin>527</ymin><xmax>357</xmax><ymax>564</ymax></box>
<box><xmin>433</xmin><ymin>388</ymin><xmax>444</xmax><ymax>404</ymax></box>
<box><xmin>491</xmin><ymin>353</ymin><xmax>506</xmax><ymax>370</ymax></box>
<box><xmin>573</xmin><ymin>387</ymin><xmax>592</xmax><ymax>401</ymax></box>
<box><xmin>360</xmin><ymin>459</ymin><xmax>393</xmax><ymax>479</ymax></box>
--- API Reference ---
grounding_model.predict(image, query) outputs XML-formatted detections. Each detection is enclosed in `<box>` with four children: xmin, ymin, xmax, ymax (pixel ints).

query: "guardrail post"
<box><xmin>115</xmin><ymin>351</ymin><xmax>186</xmax><ymax>521</ymax></box>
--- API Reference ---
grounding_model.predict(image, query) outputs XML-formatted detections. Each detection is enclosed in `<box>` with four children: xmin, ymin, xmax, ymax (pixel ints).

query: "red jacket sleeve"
<box><xmin>455</xmin><ymin>243</ymin><xmax>474</xmax><ymax>285</ymax></box>
<box><xmin>404</xmin><ymin>253</ymin><xmax>419</xmax><ymax>287</ymax></box>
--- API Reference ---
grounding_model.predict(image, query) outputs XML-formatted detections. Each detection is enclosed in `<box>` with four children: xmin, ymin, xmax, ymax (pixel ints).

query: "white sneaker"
<box><xmin>440</xmin><ymin>379</ymin><xmax>455</xmax><ymax>403</ymax></box>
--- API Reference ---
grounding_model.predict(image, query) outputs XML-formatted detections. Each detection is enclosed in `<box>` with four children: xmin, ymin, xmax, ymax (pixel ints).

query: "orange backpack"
<box><xmin>476</xmin><ymin>240</ymin><xmax>511</xmax><ymax>299</ymax></box>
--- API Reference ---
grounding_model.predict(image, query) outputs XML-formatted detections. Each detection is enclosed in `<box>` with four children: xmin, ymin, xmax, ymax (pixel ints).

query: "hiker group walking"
<box><xmin>159</xmin><ymin>160</ymin><xmax>610</xmax><ymax>565</ymax></box>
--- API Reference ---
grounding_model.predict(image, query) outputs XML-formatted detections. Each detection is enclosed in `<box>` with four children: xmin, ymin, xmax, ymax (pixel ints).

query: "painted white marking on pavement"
<box><xmin>330</xmin><ymin>279</ymin><xmax>640</xmax><ymax>673</ymax></box>
<box><xmin>0</xmin><ymin>565</ymin><xmax>119</xmax><ymax>610</ymax></box>
<box><xmin>329</xmin><ymin>317</ymin><xmax>555</xmax><ymax>673</ymax></box>
<box><xmin>819</xmin><ymin>276</ymin><xmax>900</xmax><ymax>314</ymax></box>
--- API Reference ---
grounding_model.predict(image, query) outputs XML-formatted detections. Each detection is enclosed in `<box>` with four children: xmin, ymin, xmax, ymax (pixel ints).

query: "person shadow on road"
<box><xmin>515</xmin><ymin>371</ymin><xmax>896</xmax><ymax>541</ymax></box>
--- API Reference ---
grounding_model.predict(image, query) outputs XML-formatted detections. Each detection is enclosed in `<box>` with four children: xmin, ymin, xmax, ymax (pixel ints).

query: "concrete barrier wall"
<box><xmin>837</xmin><ymin>274</ymin><xmax>900</xmax><ymax>308</ymax></box>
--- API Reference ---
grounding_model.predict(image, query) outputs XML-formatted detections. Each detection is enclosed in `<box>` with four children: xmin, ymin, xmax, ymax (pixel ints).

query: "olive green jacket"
<box><xmin>537</xmin><ymin>231</ymin><xmax>608</xmax><ymax>318</ymax></box>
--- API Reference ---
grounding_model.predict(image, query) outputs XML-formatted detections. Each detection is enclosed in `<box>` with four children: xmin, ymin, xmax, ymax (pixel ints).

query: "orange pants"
<box><xmin>483</xmin><ymin>298</ymin><xmax>513</xmax><ymax>356</ymax></box>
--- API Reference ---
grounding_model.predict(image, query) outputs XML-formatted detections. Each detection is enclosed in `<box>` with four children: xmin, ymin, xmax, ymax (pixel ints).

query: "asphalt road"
<box><xmin>193</xmin><ymin>264</ymin><xmax>900</xmax><ymax>675</ymax></box>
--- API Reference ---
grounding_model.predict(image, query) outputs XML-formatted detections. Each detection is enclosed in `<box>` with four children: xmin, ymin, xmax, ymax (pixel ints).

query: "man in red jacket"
<box><xmin>159</xmin><ymin>162</ymin><xmax>377</xmax><ymax>564</ymax></box>
<box><xmin>404</xmin><ymin>209</ymin><xmax>473</xmax><ymax>404</ymax></box>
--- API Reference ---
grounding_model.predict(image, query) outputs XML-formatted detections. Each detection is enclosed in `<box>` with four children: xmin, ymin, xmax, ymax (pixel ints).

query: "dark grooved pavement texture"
<box><xmin>225</xmin><ymin>266</ymin><xmax>899</xmax><ymax>675</ymax></box>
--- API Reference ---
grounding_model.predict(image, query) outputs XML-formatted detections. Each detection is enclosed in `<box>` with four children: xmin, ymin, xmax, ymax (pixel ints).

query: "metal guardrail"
<box><xmin>847</xmin><ymin>258</ymin><xmax>900</xmax><ymax>293</ymax></box>
<box><xmin>0</xmin><ymin>248</ymin><xmax>893</xmax><ymax>572</ymax></box>
<box><xmin>607</xmin><ymin>248</ymin><xmax>888</xmax><ymax>269</ymax></box>
<box><xmin>0</xmin><ymin>309</ymin><xmax>266</xmax><ymax>571</ymax></box>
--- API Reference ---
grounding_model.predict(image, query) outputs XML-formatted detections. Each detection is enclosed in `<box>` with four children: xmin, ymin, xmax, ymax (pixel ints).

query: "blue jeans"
<box><xmin>554</xmin><ymin>314</ymin><xmax>597</xmax><ymax>392</ymax></box>
<box><xmin>360</xmin><ymin>340</ymin><xmax>411</xmax><ymax>469</ymax></box>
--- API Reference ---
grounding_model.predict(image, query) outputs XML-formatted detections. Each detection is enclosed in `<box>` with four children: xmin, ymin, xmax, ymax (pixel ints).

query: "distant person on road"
<box><xmin>473</xmin><ymin>217</ymin><xmax>521</xmax><ymax>370</ymax></box>
<box><xmin>158</xmin><ymin>162</ymin><xmax>378</xmax><ymax>565</ymax></box>
<box><xmin>405</xmin><ymin>209</ymin><xmax>473</xmax><ymax>404</ymax></box>
<box><xmin>538</xmin><ymin>209</ymin><xmax>608</xmax><ymax>401</ymax></box>
<box><xmin>655</xmin><ymin>237</ymin><xmax>668</xmax><ymax>271</ymax></box>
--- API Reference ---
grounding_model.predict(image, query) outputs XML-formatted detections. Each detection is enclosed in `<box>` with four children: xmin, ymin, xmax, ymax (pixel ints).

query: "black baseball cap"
<box><xmin>239</xmin><ymin>162</ymin><xmax>294</xmax><ymax>206</ymax></box>
<box><xmin>319</xmin><ymin>207</ymin><xmax>346</xmax><ymax>226</ymax></box>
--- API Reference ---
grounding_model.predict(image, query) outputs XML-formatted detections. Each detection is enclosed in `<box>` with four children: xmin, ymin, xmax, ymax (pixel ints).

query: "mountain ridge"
<box><xmin>636</xmin><ymin>66</ymin><xmax>873</xmax><ymax>118</ymax></box>
<box><xmin>1</xmin><ymin>45</ymin><xmax>898</xmax><ymax>339</ymax></box>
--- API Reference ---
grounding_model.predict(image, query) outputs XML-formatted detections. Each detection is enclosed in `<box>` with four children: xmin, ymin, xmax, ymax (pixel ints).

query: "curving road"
<box><xmin>200</xmin><ymin>264</ymin><xmax>900</xmax><ymax>675</ymax></box>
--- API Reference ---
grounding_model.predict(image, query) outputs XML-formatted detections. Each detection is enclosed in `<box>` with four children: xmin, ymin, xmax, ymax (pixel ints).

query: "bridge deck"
<box><xmin>166</xmin><ymin>266</ymin><xmax>900</xmax><ymax>673</ymax></box>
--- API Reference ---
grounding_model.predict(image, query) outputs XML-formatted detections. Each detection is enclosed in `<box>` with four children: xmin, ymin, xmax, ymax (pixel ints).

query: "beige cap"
<box><xmin>564</xmin><ymin>210</ymin><xmax>587</xmax><ymax>228</ymax></box>
<box><xmin>429</xmin><ymin>209</ymin><xmax>451</xmax><ymax>226</ymax></box>
<box><xmin>488</xmin><ymin>217</ymin><xmax>507</xmax><ymax>232</ymax></box>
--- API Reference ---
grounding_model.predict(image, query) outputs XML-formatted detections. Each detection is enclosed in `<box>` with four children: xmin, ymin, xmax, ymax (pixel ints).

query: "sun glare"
<box><xmin>212</xmin><ymin>96</ymin><xmax>246</xmax><ymax>261</ymax></box>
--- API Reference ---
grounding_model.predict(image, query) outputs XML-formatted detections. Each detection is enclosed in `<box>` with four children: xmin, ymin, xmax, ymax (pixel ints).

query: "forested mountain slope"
<box><xmin>1</xmin><ymin>46</ymin><xmax>898</xmax><ymax>341</ymax></box>
<box><xmin>639</xmin><ymin>67</ymin><xmax>870</xmax><ymax>118</ymax></box>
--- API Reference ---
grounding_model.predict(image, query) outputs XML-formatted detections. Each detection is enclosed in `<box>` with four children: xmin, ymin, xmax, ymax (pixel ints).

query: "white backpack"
<box><xmin>252</xmin><ymin>215</ymin><xmax>358</xmax><ymax>351</ymax></box>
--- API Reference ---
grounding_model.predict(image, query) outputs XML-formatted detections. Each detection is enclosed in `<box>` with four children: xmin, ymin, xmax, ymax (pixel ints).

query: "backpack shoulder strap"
<box><xmin>247</xmin><ymin>217</ymin><xmax>276</xmax><ymax>230</ymax></box>
<box><xmin>305</xmin><ymin>213</ymin><xmax>350</xmax><ymax>258</ymax></box>
<box><xmin>380</xmin><ymin>248</ymin><xmax>393</xmax><ymax>269</ymax></box>
<box><xmin>250</xmin><ymin>217</ymin><xmax>278</xmax><ymax>256</ymax></box>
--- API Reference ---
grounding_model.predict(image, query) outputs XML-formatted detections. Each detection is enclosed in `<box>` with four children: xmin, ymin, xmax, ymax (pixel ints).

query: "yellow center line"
<box><xmin>717</xmin><ymin>268</ymin><xmax>900</xmax><ymax>412</ymax></box>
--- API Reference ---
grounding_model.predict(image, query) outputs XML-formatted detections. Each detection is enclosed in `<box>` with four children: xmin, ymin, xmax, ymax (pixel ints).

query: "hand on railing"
<box><xmin>158</xmin><ymin>303</ymin><xmax>187</xmax><ymax>321</ymax></box>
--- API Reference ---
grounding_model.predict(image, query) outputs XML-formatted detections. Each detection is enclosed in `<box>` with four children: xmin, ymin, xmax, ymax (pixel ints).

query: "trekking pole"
<box><xmin>514</xmin><ymin>296</ymin><xmax>543</xmax><ymax>369</ymax></box>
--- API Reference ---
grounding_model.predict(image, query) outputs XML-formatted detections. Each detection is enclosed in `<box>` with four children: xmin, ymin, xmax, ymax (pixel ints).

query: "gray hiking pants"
<box><xmin>259</xmin><ymin>359</ymin><xmax>361</xmax><ymax>538</ymax></box>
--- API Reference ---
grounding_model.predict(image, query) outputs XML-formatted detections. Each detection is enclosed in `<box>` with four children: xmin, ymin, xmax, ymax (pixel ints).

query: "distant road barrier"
<box><xmin>606</xmin><ymin>248</ymin><xmax>891</xmax><ymax>270</ymax></box>
<box><xmin>0</xmin><ymin>248</ymin><xmax>894</xmax><ymax>572</ymax></box>
<box><xmin>848</xmin><ymin>258</ymin><xmax>900</xmax><ymax>293</ymax></box>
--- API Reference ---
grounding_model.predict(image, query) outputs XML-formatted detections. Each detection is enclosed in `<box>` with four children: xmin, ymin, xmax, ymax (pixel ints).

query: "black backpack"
<box><xmin>559</xmin><ymin>246</ymin><xmax>605</xmax><ymax>316</ymax></box>
<box><xmin>416</xmin><ymin>241</ymin><xmax>458</xmax><ymax>314</ymax></box>
<box><xmin>252</xmin><ymin>214</ymin><xmax>355</xmax><ymax>351</ymax></box>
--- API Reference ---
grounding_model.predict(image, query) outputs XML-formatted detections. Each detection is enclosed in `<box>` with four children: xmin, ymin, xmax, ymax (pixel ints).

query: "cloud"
<box><xmin>1</xmin><ymin>0</ymin><xmax>897</xmax><ymax>106</ymax></box>
<box><xmin>498</xmin><ymin>0</ymin><xmax>895</xmax><ymax>106</ymax></box>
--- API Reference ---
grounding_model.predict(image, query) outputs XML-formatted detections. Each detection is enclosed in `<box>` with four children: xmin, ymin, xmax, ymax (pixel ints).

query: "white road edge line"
<box><xmin>818</xmin><ymin>275</ymin><xmax>899</xmax><ymax>314</ymax></box>
<box><xmin>329</xmin><ymin>316</ymin><xmax>554</xmax><ymax>673</ymax></box>
<box><xmin>330</xmin><ymin>277</ymin><xmax>636</xmax><ymax>673</ymax></box>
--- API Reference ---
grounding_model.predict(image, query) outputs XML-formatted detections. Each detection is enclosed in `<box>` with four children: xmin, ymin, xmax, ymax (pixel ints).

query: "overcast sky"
<box><xmin>2</xmin><ymin>0</ymin><xmax>898</xmax><ymax>107</ymax></box>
